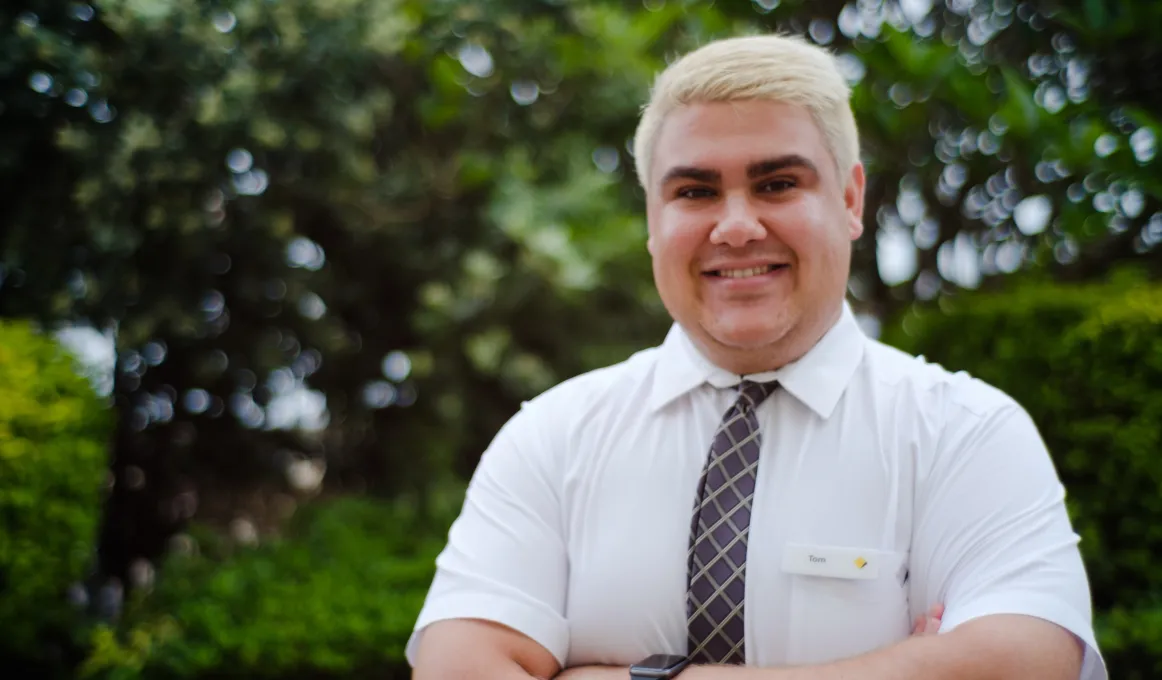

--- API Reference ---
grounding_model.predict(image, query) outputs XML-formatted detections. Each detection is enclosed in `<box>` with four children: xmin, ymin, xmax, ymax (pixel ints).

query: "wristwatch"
<box><xmin>629</xmin><ymin>654</ymin><xmax>690</xmax><ymax>678</ymax></box>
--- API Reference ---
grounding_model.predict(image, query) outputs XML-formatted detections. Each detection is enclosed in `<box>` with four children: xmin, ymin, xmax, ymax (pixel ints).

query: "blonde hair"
<box><xmin>632</xmin><ymin>33</ymin><xmax>860</xmax><ymax>191</ymax></box>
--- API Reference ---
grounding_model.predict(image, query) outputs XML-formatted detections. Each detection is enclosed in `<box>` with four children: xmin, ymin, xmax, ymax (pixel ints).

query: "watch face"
<box><xmin>630</xmin><ymin>654</ymin><xmax>689</xmax><ymax>677</ymax></box>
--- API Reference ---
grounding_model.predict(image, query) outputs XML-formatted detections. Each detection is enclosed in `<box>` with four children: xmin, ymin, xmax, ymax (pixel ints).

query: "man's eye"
<box><xmin>760</xmin><ymin>179</ymin><xmax>796</xmax><ymax>192</ymax></box>
<box><xmin>677</xmin><ymin>187</ymin><xmax>715</xmax><ymax>199</ymax></box>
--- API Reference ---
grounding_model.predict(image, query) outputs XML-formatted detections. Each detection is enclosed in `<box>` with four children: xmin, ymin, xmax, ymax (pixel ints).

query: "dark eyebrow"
<box><xmin>659</xmin><ymin>166</ymin><xmax>721</xmax><ymax>187</ymax></box>
<box><xmin>747</xmin><ymin>155</ymin><xmax>818</xmax><ymax>179</ymax></box>
<box><xmin>658</xmin><ymin>155</ymin><xmax>819</xmax><ymax>188</ymax></box>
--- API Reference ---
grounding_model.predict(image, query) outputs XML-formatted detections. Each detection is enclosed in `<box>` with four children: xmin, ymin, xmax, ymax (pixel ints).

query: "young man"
<box><xmin>407</xmin><ymin>34</ymin><xmax>1106</xmax><ymax>680</ymax></box>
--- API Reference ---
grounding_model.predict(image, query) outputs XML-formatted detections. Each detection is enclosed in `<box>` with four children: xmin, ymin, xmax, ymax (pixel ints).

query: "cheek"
<box><xmin>770</xmin><ymin>199</ymin><xmax>847</xmax><ymax>261</ymax></box>
<box><xmin>653</xmin><ymin>212</ymin><xmax>705</xmax><ymax>268</ymax></box>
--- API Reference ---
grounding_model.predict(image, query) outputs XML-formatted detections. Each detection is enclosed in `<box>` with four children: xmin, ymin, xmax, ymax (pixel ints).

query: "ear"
<box><xmin>844</xmin><ymin>162</ymin><xmax>866</xmax><ymax>241</ymax></box>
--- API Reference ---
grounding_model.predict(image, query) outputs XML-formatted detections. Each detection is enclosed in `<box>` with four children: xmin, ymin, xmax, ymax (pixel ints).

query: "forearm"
<box><xmin>682</xmin><ymin>633</ymin><xmax>975</xmax><ymax>680</ymax></box>
<box><xmin>417</xmin><ymin>656</ymin><xmax>548</xmax><ymax>680</ymax></box>
<box><xmin>561</xmin><ymin>614</ymin><xmax>1081</xmax><ymax>680</ymax></box>
<box><xmin>412</xmin><ymin>619</ymin><xmax>562</xmax><ymax>680</ymax></box>
<box><xmin>680</xmin><ymin>615</ymin><xmax>1081</xmax><ymax>680</ymax></box>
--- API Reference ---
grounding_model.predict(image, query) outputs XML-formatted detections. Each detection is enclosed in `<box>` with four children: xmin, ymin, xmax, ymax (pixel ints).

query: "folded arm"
<box><xmin>558</xmin><ymin>612</ymin><xmax>1081</xmax><ymax>679</ymax></box>
<box><xmin>416</xmin><ymin>607</ymin><xmax>1079</xmax><ymax>680</ymax></box>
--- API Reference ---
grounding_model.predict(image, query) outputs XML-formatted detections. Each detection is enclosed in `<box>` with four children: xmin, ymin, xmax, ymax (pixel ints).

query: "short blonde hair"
<box><xmin>632</xmin><ymin>33</ymin><xmax>860</xmax><ymax>191</ymax></box>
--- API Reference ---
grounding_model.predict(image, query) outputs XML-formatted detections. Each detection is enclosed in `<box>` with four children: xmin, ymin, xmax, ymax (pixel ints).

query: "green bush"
<box><xmin>0</xmin><ymin>320</ymin><xmax>112</xmax><ymax>667</ymax></box>
<box><xmin>884</xmin><ymin>270</ymin><xmax>1162</xmax><ymax>679</ymax></box>
<box><xmin>81</xmin><ymin>490</ymin><xmax>461</xmax><ymax>680</ymax></box>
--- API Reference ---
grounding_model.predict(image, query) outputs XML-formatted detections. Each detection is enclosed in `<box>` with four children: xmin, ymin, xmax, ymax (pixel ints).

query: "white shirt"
<box><xmin>406</xmin><ymin>303</ymin><xmax>1106</xmax><ymax>679</ymax></box>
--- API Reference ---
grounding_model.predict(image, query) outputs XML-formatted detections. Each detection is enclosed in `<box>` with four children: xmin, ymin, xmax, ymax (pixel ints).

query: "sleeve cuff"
<box><xmin>940</xmin><ymin>594</ymin><xmax>1107</xmax><ymax>680</ymax></box>
<box><xmin>405</xmin><ymin>592</ymin><xmax>570</xmax><ymax>668</ymax></box>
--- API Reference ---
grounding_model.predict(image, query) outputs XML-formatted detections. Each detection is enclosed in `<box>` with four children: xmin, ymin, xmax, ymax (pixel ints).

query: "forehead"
<box><xmin>651</xmin><ymin>100</ymin><xmax>830</xmax><ymax>179</ymax></box>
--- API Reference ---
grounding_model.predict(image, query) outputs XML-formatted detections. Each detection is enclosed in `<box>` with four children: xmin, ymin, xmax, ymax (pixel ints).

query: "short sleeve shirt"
<box><xmin>406</xmin><ymin>304</ymin><xmax>1107</xmax><ymax>679</ymax></box>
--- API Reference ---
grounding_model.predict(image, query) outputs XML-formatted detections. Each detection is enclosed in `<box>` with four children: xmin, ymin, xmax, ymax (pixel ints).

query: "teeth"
<box><xmin>718</xmin><ymin>265</ymin><xmax>776</xmax><ymax>278</ymax></box>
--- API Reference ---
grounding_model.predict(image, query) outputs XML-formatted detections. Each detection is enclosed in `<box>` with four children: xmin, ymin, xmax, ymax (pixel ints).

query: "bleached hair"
<box><xmin>632</xmin><ymin>33</ymin><xmax>860</xmax><ymax>191</ymax></box>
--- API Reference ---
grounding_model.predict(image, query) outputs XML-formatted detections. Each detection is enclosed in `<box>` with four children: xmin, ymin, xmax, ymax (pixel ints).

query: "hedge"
<box><xmin>0</xmin><ymin>320</ymin><xmax>112</xmax><ymax>671</ymax></box>
<box><xmin>884</xmin><ymin>270</ymin><xmax>1162</xmax><ymax>679</ymax></box>
<box><xmin>80</xmin><ymin>490</ymin><xmax>461</xmax><ymax>680</ymax></box>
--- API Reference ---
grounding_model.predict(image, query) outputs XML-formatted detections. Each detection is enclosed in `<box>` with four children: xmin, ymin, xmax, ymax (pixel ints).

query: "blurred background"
<box><xmin>1</xmin><ymin>0</ymin><xmax>1160</xmax><ymax>678</ymax></box>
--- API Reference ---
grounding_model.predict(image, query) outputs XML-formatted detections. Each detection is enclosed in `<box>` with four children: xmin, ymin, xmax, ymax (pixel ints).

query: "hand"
<box><xmin>555</xmin><ymin>665</ymin><xmax>629</xmax><ymax>679</ymax></box>
<box><xmin>911</xmin><ymin>602</ymin><xmax>945</xmax><ymax>636</ymax></box>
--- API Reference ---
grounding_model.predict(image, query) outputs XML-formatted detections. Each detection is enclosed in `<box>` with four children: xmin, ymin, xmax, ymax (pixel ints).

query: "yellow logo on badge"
<box><xmin>854</xmin><ymin>557</ymin><xmax>868</xmax><ymax>569</ymax></box>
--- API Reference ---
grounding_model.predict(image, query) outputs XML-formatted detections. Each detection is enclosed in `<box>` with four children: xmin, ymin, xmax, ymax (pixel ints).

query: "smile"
<box><xmin>706</xmin><ymin>264</ymin><xmax>788</xmax><ymax>278</ymax></box>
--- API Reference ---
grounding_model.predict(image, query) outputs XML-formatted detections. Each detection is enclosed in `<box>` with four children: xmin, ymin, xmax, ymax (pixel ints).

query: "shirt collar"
<box><xmin>648</xmin><ymin>301</ymin><xmax>867</xmax><ymax>419</ymax></box>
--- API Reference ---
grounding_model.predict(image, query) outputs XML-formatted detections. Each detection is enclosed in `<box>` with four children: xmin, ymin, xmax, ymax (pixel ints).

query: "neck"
<box><xmin>693</xmin><ymin>301</ymin><xmax>844</xmax><ymax>376</ymax></box>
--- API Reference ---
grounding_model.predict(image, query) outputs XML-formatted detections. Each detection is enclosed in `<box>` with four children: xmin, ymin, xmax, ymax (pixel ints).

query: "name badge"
<box><xmin>782</xmin><ymin>543</ymin><xmax>879</xmax><ymax>580</ymax></box>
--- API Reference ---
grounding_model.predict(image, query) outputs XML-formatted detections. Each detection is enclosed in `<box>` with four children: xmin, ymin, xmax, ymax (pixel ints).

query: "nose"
<box><xmin>709</xmin><ymin>194</ymin><xmax>766</xmax><ymax>248</ymax></box>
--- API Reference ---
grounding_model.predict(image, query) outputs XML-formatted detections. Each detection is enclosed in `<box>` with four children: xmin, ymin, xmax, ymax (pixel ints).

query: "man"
<box><xmin>407</xmin><ymin>34</ymin><xmax>1106</xmax><ymax>680</ymax></box>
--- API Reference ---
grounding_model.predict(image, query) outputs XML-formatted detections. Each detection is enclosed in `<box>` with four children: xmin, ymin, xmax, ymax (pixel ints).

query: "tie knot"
<box><xmin>736</xmin><ymin>380</ymin><xmax>777</xmax><ymax>412</ymax></box>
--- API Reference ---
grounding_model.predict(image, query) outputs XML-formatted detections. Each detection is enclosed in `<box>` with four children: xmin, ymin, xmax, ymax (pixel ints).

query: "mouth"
<box><xmin>703</xmin><ymin>264</ymin><xmax>789</xmax><ymax>279</ymax></box>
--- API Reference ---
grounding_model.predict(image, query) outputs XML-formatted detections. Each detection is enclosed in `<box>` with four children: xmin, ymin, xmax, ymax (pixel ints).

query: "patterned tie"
<box><xmin>686</xmin><ymin>380</ymin><xmax>778</xmax><ymax>665</ymax></box>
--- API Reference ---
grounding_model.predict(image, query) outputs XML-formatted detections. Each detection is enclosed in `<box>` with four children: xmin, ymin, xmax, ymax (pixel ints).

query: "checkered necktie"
<box><xmin>686</xmin><ymin>380</ymin><xmax>778</xmax><ymax>665</ymax></box>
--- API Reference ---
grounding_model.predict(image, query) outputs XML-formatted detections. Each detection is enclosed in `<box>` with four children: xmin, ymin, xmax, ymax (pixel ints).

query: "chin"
<box><xmin>705</xmin><ymin>320</ymin><xmax>792</xmax><ymax>351</ymax></box>
<box><xmin>703</xmin><ymin>299</ymin><xmax>800</xmax><ymax>344</ymax></box>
